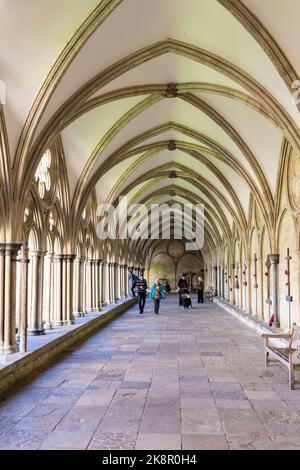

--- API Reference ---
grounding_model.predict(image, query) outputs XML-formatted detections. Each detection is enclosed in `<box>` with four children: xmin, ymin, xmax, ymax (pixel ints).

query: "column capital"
<box><xmin>53</xmin><ymin>253</ymin><xmax>64</xmax><ymax>261</ymax></box>
<box><xmin>74</xmin><ymin>256</ymin><xmax>85</xmax><ymax>263</ymax></box>
<box><xmin>269</xmin><ymin>254</ymin><xmax>280</xmax><ymax>264</ymax></box>
<box><xmin>64</xmin><ymin>254</ymin><xmax>76</xmax><ymax>262</ymax></box>
<box><xmin>30</xmin><ymin>249</ymin><xmax>47</xmax><ymax>259</ymax></box>
<box><xmin>0</xmin><ymin>242</ymin><xmax>22</xmax><ymax>256</ymax></box>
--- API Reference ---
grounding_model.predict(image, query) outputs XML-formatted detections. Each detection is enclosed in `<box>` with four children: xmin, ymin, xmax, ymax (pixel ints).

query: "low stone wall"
<box><xmin>0</xmin><ymin>298</ymin><xmax>137</xmax><ymax>396</ymax></box>
<box><xmin>214</xmin><ymin>298</ymin><xmax>288</xmax><ymax>348</ymax></box>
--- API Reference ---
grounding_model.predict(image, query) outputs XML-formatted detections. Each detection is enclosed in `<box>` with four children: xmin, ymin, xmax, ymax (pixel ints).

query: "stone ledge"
<box><xmin>213</xmin><ymin>298</ymin><xmax>288</xmax><ymax>347</ymax></box>
<box><xmin>0</xmin><ymin>297</ymin><xmax>137</xmax><ymax>396</ymax></box>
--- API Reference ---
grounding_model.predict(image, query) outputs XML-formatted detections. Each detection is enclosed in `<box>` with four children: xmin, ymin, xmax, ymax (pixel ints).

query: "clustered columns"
<box><xmin>109</xmin><ymin>262</ymin><xmax>118</xmax><ymax>303</ymax></box>
<box><xmin>73</xmin><ymin>256</ymin><xmax>85</xmax><ymax>317</ymax></box>
<box><xmin>62</xmin><ymin>255</ymin><xmax>75</xmax><ymax>325</ymax></box>
<box><xmin>213</xmin><ymin>266</ymin><xmax>218</xmax><ymax>296</ymax></box>
<box><xmin>53</xmin><ymin>254</ymin><xmax>75</xmax><ymax>326</ymax></box>
<box><xmin>0</xmin><ymin>243</ymin><xmax>22</xmax><ymax>354</ymax></box>
<box><xmin>28</xmin><ymin>250</ymin><xmax>46</xmax><ymax>335</ymax></box>
<box><xmin>270</xmin><ymin>254</ymin><xmax>280</xmax><ymax>328</ymax></box>
<box><xmin>104</xmin><ymin>261</ymin><xmax>110</xmax><ymax>305</ymax></box>
<box><xmin>44</xmin><ymin>252</ymin><xmax>54</xmax><ymax>329</ymax></box>
<box><xmin>213</xmin><ymin>254</ymin><xmax>282</xmax><ymax>326</ymax></box>
<box><xmin>91</xmin><ymin>259</ymin><xmax>101</xmax><ymax>312</ymax></box>
<box><xmin>119</xmin><ymin>264</ymin><xmax>128</xmax><ymax>298</ymax></box>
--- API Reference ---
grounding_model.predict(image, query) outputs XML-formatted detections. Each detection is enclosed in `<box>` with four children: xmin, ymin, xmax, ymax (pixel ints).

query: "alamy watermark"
<box><xmin>96</xmin><ymin>197</ymin><xmax>204</xmax><ymax>251</ymax></box>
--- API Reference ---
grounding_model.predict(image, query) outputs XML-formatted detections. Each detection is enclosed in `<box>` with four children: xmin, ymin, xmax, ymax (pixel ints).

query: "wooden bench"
<box><xmin>262</xmin><ymin>323</ymin><xmax>300</xmax><ymax>390</ymax></box>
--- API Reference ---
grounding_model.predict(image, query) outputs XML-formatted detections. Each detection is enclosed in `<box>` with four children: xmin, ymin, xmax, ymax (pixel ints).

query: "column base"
<box><xmin>85</xmin><ymin>308</ymin><xmax>94</xmax><ymax>314</ymax></box>
<box><xmin>0</xmin><ymin>344</ymin><xmax>19</xmax><ymax>355</ymax></box>
<box><xmin>27</xmin><ymin>328</ymin><xmax>45</xmax><ymax>336</ymax></box>
<box><xmin>44</xmin><ymin>323</ymin><xmax>53</xmax><ymax>330</ymax></box>
<box><xmin>73</xmin><ymin>312</ymin><xmax>85</xmax><ymax>317</ymax></box>
<box><xmin>64</xmin><ymin>320</ymin><xmax>75</xmax><ymax>326</ymax></box>
<box><xmin>52</xmin><ymin>320</ymin><xmax>64</xmax><ymax>327</ymax></box>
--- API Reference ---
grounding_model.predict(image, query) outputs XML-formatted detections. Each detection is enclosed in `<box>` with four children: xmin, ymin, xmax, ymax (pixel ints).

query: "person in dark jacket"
<box><xmin>128</xmin><ymin>270</ymin><xmax>138</xmax><ymax>297</ymax></box>
<box><xmin>177</xmin><ymin>274</ymin><xmax>188</xmax><ymax>307</ymax></box>
<box><xmin>196</xmin><ymin>276</ymin><xmax>204</xmax><ymax>303</ymax></box>
<box><xmin>164</xmin><ymin>281</ymin><xmax>171</xmax><ymax>294</ymax></box>
<box><xmin>136</xmin><ymin>273</ymin><xmax>148</xmax><ymax>314</ymax></box>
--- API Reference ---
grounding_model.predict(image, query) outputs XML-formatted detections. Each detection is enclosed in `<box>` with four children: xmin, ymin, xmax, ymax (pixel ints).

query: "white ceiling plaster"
<box><xmin>94</xmin><ymin>54</ymin><xmax>249</xmax><ymax>97</ymax></box>
<box><xmin>36</xmin><ymin>0</ymin><xmax>300</xmax><ymax>137</ymax></box>
<box><xmin>243</xmin><ymin>0</ymin><xmax>300</xmax><ymax>76</ymax></box>
<box><xmin>61</xmin><ymin>95</ymin><xmax>145</xmax><ymax>197</ymax></box>
<box><xmin>194</xmin><ymin>92</ymin><xmax>284</xmax><ymax>196</ymax></box>
<box><xmin>0</xmin><ymin>0</ymin><xmax>98</xmax><ymax>158</ymax></box>
<box><xmin>95</xmin><ymin>98</ymin><xmax>250</xmax><ymax>171</ymax></box>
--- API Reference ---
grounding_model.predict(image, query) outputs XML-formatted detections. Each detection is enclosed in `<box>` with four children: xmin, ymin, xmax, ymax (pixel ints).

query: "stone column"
<box><xmin>94</xmin><ymin>259</ymin><xmax>101</xmax><ymax>311</ymax></box>
<box><xmin>246</xmin><ymin>260</ymin><xmax>251</xmax><ymax>314</ymax></box>
<box><xmin>61</xmin><ymin>255</ymin><xmax>67</xmax><ymax>324</ymax></box>
<box><xmin>53</xmin><ymin>254</ymin><xmax>63</xmax><ymax>326</ymax></box>
<box><xmin>110</xmin><ymin>262</ymin><xmax>116</xmax><ymax>303</ymax></box>
<box><xmin>15</xmin><ymin>252</ymin><xmax>21</xmax><ymax>342</ymax></box>
<box><xmin>270</xmin><ymin>254</ymin><xmax>280</xmax><ymax>327</ymax></box>
<box><xmin>124</xmin><ymin>265</ymin><xmax>129</xmax><ymax>297</ymax></box>
<box><xmin>73</xmin><ymin>256</ymin><xmax>84</xmax><ymax>317</ymax></box>
<box><xmin>86</xmin><ymin>259</ymin><xmax>93</xmax><ymax>313</ymax></box>
<box><xmin>114</xmin><ymin>263</ymin><xmax>119</xmax><ymax>302</ymax></box>
<box><xmin>213</xmin><ymin>266</ymin><xmax>218</xmax><ymax>296</ymax></box>
<box><xmin>44</xmin><ymin>252</ymin><xmax>54</xmax><ymax>329</ymax></box>
<box><xmin>120</xmin><ymin>264</ymin><xmax>125</xmax><ymax>298</ymax></box>
<box><xmin>218</xmin><ymin>266</ymin><xmax>222</xmax><ymax>300</ymax></box>
<box><xmin>0</xmin><ymin>244</ymin><xmax>22</xmax><ymax>354</ymax></box>
<box><xmin>28</xmin><ymin>250</ymin><xmax>45</xmax><ymax>335</ymax></box>
<box><xmin>64</xmin><ymin>255</ymin><xmax>75</xmax><ymax>325</ymax></box>
<box><xmin>221</xmin><ymin>266</ymin><xmax>225</xmax><ymax>299</ymax></box>
<box><xmin>230</xmin><ymin>264</ymin><xmax>235</xmax><ymax>304</ymax></box>
<box><xmin>19</xmin><ymin>244</ymin><xmax>29</xmax><ymax>353</ymax></box>
<box><xmin>82</xmin><ymin>257</ymin><xmax>87</xmax><ymax>313</ymax></box>
<box><xmin>91</xmin><ymin>260</ymin><xmax>96</xmax><ymax>311</ymax></box>
<box><xmin>104</xmin><ymin>261</ymin><xmax>110</xmax><ymax>305</ymax></box>
<box><xmin>99</xmin><ymin>259</ymin><xmax>104</xmax><ymax>307</ymax></box>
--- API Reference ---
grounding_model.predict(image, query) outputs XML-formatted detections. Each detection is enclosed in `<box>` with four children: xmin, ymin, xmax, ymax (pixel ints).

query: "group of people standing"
<box><xmin>129</xmin><ymin>271</ymin><xmax>165</xmax><ymax>314</ymax></box>
<box><xmin>129</xmin><ymin>270</ymin><xmax>205</xmax><ymax>315</ymax></box>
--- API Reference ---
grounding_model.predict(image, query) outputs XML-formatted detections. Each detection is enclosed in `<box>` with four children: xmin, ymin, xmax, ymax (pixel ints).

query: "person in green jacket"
<box><xmin>150</xmin><ymin>279</ymin><xmax>165</xmax><ymax>314</ymax></box>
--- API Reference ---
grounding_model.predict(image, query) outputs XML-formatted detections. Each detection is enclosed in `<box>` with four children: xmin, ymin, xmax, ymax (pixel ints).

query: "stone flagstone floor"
<box><xmin>0</xmin><ymin>295</ymin><xmax>300</xmax><ymax>450</ymax></box>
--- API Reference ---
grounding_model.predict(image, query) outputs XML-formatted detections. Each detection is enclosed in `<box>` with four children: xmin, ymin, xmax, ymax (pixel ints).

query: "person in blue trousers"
<box><xmin>150</xmin><ymin>279</ymin><xmax>165</xmax><ymax>314</ymax></box>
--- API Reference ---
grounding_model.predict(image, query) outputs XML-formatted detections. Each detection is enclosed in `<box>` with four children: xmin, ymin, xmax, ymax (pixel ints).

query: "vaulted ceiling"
<box><xmin>1</xmin><ymin>0</ymin><xmax>300</xmax><ymax>253</ymax></box>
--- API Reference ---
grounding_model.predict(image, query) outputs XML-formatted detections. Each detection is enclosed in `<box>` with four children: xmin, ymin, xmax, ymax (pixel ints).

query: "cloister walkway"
<box><xmin>0</xmin><ymin>296</ymin><xmax>300</xmax><ymax>450</ymax></box>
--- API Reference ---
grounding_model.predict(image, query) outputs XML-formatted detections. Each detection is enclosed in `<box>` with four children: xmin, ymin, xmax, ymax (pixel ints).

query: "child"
<box><xmin>150</xmin><ymin>279</ymin><xmax>165</xmax><ymax>314</ymax></box>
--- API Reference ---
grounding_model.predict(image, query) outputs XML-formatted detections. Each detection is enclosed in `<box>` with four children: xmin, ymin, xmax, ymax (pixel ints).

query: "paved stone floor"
<box><xmin>1</xmin><ymin>295</ymin><xmax>300</xmax><ymax>450</ymax></box>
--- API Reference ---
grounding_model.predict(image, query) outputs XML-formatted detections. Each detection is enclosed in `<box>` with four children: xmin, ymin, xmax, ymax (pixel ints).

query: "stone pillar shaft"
<box><xmin>73</xmin><ymin>257</ymin><xmax>84</xmax><ymax>317</ymax></box>
<box><xmin>0</xmin><ymin>243</ymin><xmax>22</xmax><ymax>354</ymax></box>
<box><xmin>28</xmin><ymin>250</ymin><xmax>45</xmax><ymax>335</ymax></box>
<box><xmin>53</xmin><ymin>255</ymin><xmax>63</xmax><ymax>326</ymax></box>
<box><xmin>270</xmin><ymin>254</ymin><xmax>280</xmax><ymax>327</ymax></box>
<box><xmin>44</xmin><ymin>252</ymin><xmax>54</xmax><ymax>329</ymax></box>
<box><xmin>213</xmin><ymin>266</ymin><xmax>218</xmax><ymax>296</ymax></box>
